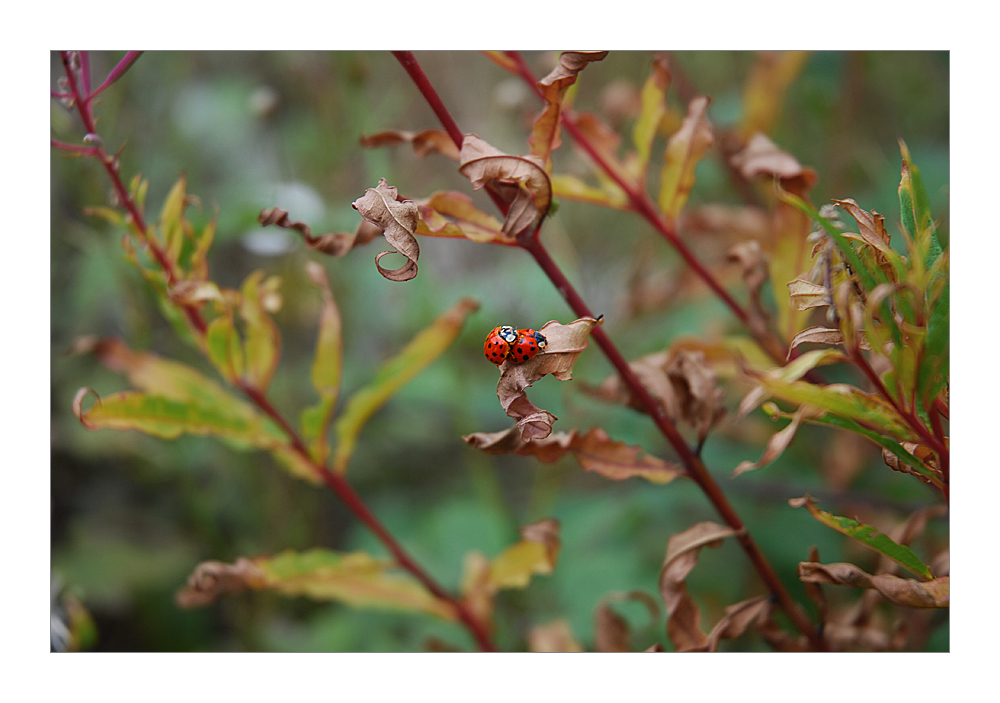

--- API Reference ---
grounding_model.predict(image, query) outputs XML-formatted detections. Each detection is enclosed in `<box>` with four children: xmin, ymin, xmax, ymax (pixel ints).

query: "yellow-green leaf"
<box><xmin>332</xmin><ymin>297</ymin><xmax>479</xmax><ymax>473</ymax></box>
<box><xmin>632</xmin><ymin>54</ymin><xmax>670</xmax><ymax>183</ymax></box>
<box><xmin>658</xmin><ymin>96</ymin><xmax>713</xmax><ymax>223</ymax></box>
<box><xmin>159</xmin><ymin>176</ymin><xmax>187</xmax><ymax>264</ymax></box>
<box><xmin>487</xmin><ymin>519</ymin><xmax>560</xmax><ymax>591</ymax></box>
<box><xmin>239</xmin><ymin>270</ymin><xmax>281</xmax><ymax>392</ymax></box>
<box><xmin>300</xmin><ymin>262</ymin><xmax>343</xmax><ymax>464</ymax></box>
<box><xmin>205</xmin><ymin>314</ymin><xmax>244</xmax><ymax>384</ymax></box>
<box><xmin>740</xmin><ymin>51</ymin><xmax>810</xmax><ymax>139</ymax></box>
<box><xmin>177</xmin><ymin>549</ymin><xmax>456</xmax><ymax>620</ymax></box>
<box><xmin>550</xmin><ymin>173</ymin><xmax>628</xmax><ymax>210</ymax></box>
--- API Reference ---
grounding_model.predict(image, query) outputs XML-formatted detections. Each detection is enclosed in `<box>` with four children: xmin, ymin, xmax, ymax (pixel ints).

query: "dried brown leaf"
<box><xmin>804</xmin><ymin>545</ymin><xmax>828</xmax><ymax>626</ymax></box>
<box><xmin>685</xmin><ymin>596</ymin><xmax>773</xmax><ymax>652</ymax></box>
<box><xmin>882</xmin><ymin>441</ymin><xmax>941</xmax><ymax>483</ymax></box>
<box><xmin>730</xmin><ymin>132</ymin><xmax>818</xmax><ymax>192</ymax></box>
<box><xmin>495</xmin><ymin>317</ymin><xmax>601</xmax><ymax>441</ymax></box>
<box><xmin>528</xmin><ymin>619</ymin><xmax>585</xmax><ymax>652</ymax></box>
<box><xmin>258</xmin><ymin>206</ymin><xmax>382</xmax><ymax>257</ymax></box>
<box><xmin>352</xmin><ymin>178</ymin><xmax>420</xmax><ymax>282</ymax></box>
<box><xmin>832</xmin><ymin>198</ymin><xmax>894</xmax><ymax>264</ymax></box>
<box><xmin>175</xmin><ymin>558</ymin><xmax>267</xmax><ymax>608</ymax></box>
<box><xmin>594</xmin><ymin>591</ymin><xmax>660</xmax><ymax>653</ymax></box>
<box><xmin>463</xmin><ymin>426</ymin><xmax>684</xmax><ymax>484</ymax></box>
<box><xmin>659</xmin><ymin>522</ymin><xmax>738</xmax><ymax>651</ymax></box>
<box><xmin>359</xmin><ymin>129</ymin><xmax>460</xmax><ymax>161</ymax></box>
<box><xmin>798</xmin><ymin>562</ymin><xmax>949</xmax><ymax>609</ymax></box>
<box><xmin>414</xmin><ymin>191</ymin><xmax>507</xmax><ymax>244</ymax></box>
<box><xmin>727</xmin><ymin>240</ymin><xmax>769</xmax><ymax>293</ymax></box>
<box><xmin>459</xmin><ymin>135</ymin><xmax>551</xmax><ymax>237</ymax></box>
<box><xmin>658</xmin><ymin>96</ymin><xmax>714</xmax><ymax>221</ymax></box>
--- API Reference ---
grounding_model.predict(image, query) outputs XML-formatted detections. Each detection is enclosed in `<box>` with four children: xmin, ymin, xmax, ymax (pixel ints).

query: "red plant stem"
<box><xmin>395</xmin><ymin>50</ymin><xmax>825</xmax><ymax>651</ymax></box>
<box><xmin>503</xmin><ymin>52</ymin><xmax>792</xmax><ymax>367</ymax></box>
<box><xmin>51</xmin><ymin>138</ymin><xmax>98</xmax><ymax>156</ymax></box>
<box><xmin>57</xmin><ymin>52</ymin><xmax>496</xmax><ymax>653</ymax></box>
<box><xmin>392</xmin><ymin>51</ymin><xmax>466</xmax><ymax>152</ymax></box>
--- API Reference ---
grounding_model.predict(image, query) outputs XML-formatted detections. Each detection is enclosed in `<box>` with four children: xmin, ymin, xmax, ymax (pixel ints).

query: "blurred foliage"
<box><xmin>51</xmin><ymin>51</ymin><xmax>948</xmax><ymax>651</ymax></box>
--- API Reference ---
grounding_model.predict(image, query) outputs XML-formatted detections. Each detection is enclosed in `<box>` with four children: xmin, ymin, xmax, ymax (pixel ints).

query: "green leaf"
<box><xmin>918</xmin><ymin>277</ymin><xmax>949</xmax><ymax>409</ymax></box>
<box><xmin>205</xmin><ymin>314</ymin><xmax>244</xmax><ymax>384</ymax></box>
<box><xmin>791</xmin><ymin>497</ymin><xmax>934</xmax><ymax>580</ymax></box>
<box><xmin>239</xmin><ymin>270</ymin><xmax>281</xmax><ymax>392</ymax></box>
<box><xmin>332</xmin><ymin>298</ymin><xmax>479</xmax><ymax>474</ymax></box>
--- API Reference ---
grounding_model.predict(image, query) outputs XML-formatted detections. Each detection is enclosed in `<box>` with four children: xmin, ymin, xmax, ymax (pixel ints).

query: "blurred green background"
<box><xmin>50</xmin><ymin>51</ymin><xmax>948</xmax><ymax>652</ymax></box>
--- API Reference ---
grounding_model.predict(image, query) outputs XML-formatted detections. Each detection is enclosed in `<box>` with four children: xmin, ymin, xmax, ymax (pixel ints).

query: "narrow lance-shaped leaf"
<box><xmin>658</xmin><ymin>96</ymin><xmax>713</xmax><ymax>223</ymax></box>
<box><xmin>159</xmin><ymin>176</ymin><xmax>187</xmax><ymax>264</ymax></box>
<box><xmin>798</xmin><ymin>562</ymin><xmax>948</xmax><ymax>609</ymax></box>
<box><xmin>258</xmin><ymin>207</ymin><xmax>384</xmax><ymax>257</ymax></box>
<box><xmin>414</xmin><ymin>191</ymin><xmax>509</xmax><ymax>245</ymax></box>
<box><xmin>732</xmin><ymin>403</ymin><xmax>822</xmax><ymax>477</ymax></box>
<box><xmin>918</xmin><ymin>275</ymin><xmax>949</xmax><ymax>411</ymax></box>
<box><xmin>789</xmin><ymin>496</ymin><xmax>934</xmax><ymax>580</ymax></box>
<box><xmin>300</xmin><ymin>262</ymin><xmax>343</xmax><ymax>464</ymax></box>
<box><xmin>239</xmin><ymin>270</ymin><xmax>282</xmax><ymax>392</ymax></box>
<box><xmin>176</xmin><ymin>549</ymin><xmax>457</xmax><ymax>620</ymax></box>
<box><xmin>332</xmin><ymin>298</ymin><xmax>479</xmax><ymax>474</ymax></box>
<box><xmin>353</xmin><ymin>178</ymin><xmax>421</xmax><ymax>282</ymax></box>
<box><xmin>632</xmin><ymin>54</ymin><xmax>671</xmax><ymax>184</ymax></box>
<box><xmin>205</xmin><ymin>313</ymin><xmax>244</xmax><ymax>384</ymax></box>
<box><xmin>359</xmin><ymin>129</ymin><xmax>460</xmax><ymax>161</ymax></box>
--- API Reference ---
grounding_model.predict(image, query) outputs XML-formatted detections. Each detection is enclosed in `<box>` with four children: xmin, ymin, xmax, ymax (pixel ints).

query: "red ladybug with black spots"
<box><xmin>510</xmin><ymin>328</ymin><xmax>547</xmax><ymax>363</ymax></box>
<box><xmin>483</xmin><ymin>325</ymin><xmax>517</xmax><ymax>365</ymax></box>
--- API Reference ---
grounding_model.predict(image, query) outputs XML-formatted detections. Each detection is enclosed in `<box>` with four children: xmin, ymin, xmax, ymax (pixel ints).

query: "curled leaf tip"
<box><xmin>72</xmin><ymin>387</ymin><xmax>101</xmax><ymax>425</ymax></box>
<box><xmin>353</xmin><ymin>178</ymin><xmax>420</xmax><ymax>281</ymax></box>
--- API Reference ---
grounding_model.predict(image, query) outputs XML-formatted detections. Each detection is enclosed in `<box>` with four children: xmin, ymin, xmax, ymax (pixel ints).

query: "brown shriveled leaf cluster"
<box><xmin>257</xmin><ymin>207</ymin><xmax>383</xmax><ymax>257</ymax></box>
<box><xmin>352</xmin><ymin>178</ymin><xmax>421</xmax><ymax>281</ymax></box>
<box><xmin>175</xmin><ymin>558</ymin><xmax>267</xmax><ymax>608</ymax></box>
<box><xmin>581</xmin><ymin>347</ymin><xmax>725</xmax><ymax>444</ymax></box>
<box><xmin>594</xmin><ymin>591</ymin><xmax>660</xmax><ymax>652</ymax></box>
<box><xmin>492</xmin><ymin>317</ymin><xmax>601</xmax><ymax>441</ymax></box>
<box><xmin>463</xmin><ymin>425</ymin><xmax>684</xmax><ymax>484</ymax></box>
<box><xmin>798</xmin><ymin>562</ymin><xmax>949</xmax><ymax>609</ymax></box>
<box><xmin>458</xmin><ymin>134</ymin><xmax>552</xmax><ymax>238</ymax></box>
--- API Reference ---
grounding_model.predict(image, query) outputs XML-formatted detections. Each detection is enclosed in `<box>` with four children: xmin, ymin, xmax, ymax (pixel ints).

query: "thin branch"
<box><xmin>51</xmin><ymin>138</ymin><xmax>98</xmax><ymax>156</ymax></box>
<box><xmin>395</xmin><ymin>50</ymin><xmax>826</xmax><ymax>651</ymax></box>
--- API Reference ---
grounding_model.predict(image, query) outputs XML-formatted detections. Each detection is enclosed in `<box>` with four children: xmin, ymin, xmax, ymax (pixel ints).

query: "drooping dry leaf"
<box><xmin>787</xmin><ymin>278</ymin><xmax>832</xmax><ymax>311</ymax></box>
<box><xmin>803</xmin><ymin>546</ymin><xmax>828</xmax><ymax>626</ymax></box>
<box><xmin>258</xmin><ymin>206</ymin><xmax>383</xmax><ymax>257</ymax></box>
<box><xmin>594</xmin><ymin>591</ymin><xmax>660</xmax><ymax>652</ymax></box>
<box><xmin>571</xmin><ymin>111</ymin><xmax>635</xmax><ymax>189</ymax></box>
<box><xmin>832</xmin><ymin>198</ymin><xmax>897</xmax><ymax>277</ymax></box>
<box><xmin>458</xmin><ymin>134</ymin><xmax>552</xmax><ymax>237</ymax></box>
<box><xmin>528</xmin><ymin>619</ymin><xmax>585</xmax><ymax>652</ymax></box>
<box><xmin>732</xmin><ymin>403</ymin><xmax>823</xmax><ymax>477</ymax></box>
<box><xmin>352</xmin><ymin>178</ymin><xmax>421</xmax><ymax>282</ymax></box>
<box><xmin>727</xmin><ymin>240</ymin><xmax>769</xmax><ymax>294</ymax></box>
<box><xmin>462</xmin><ymin>426</ymin><xmax>685</xmax><ymax>484</ymax></box>
<box><xmin>581</xmin><ymin>348</ymin><xmax>725</xmax><ymax>444</ymax></box>
<box><xmin>798</xmin><ymin>562</ymin><xmax>949</xmax><ymax>609</ymax></box>
<box><xmin>529</xmin><ymin>51</ymin><xmax>608</xmax><ymax>171</ymax></box>
<box><xmin>658</xmin><ymin>96</ymin><xmax>713</xmax><ymax>222</ymax></box>
<box><xmin>175</xmin><ymin>557</ymin><xmax>267</xmax><ymax>608</ymax></box>
<box><xmin>659</xmin><ymin>522</ymin><xmax>738</xmax><ymax>651</ymax></box>
<box><xmin>359</xmin><ymin>129</ymin><xmax>460</xmax><ymax>161</ymax></box>
<box><xmin>495</xmin><ymin>317</ymin><xmax>601</xmax><ymax>441</ymax></box>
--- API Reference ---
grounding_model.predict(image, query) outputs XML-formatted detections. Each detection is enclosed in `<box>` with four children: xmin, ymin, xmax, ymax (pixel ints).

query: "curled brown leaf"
<box><xmin>798</xmin><ymin>562</ymin><xmax>949</xmax><ymax>609</ymax></box>
<box><xmin>495</xmin><ymin>317</ymin><xmax>601</xmax><ymax>441</ymax></box>
<box><xmin>732</xmin><ymin>403</ymin><xmax>823</xmax><ymax>477</ymax></box>
<box><xmin>352</xmin><ymin>178</ymin><xmax>421</xmax><ymax>282</ymax></box>
<box><xmin>463</xmin><ymin>425</ymin><xmax>685</xmax><ymax>484</ymax></box>
<box><xmin>730</xmin><ymin>132</ymin><xmax>818</xmax><ymax>192</ymax></box>
<box><xmin>359</xmin><ymin>129</ymin><xmax>460</xmax><ymax>161</ymax></box>
<box><xmin>659</xmin><ymin>521</ymin><xmax>738</xmax><ymax>651</ymax></box>
<box><xmin>686</xmin><ymin>596</ymin><xmax>773</xmax><ymax>652</ymax></box>
<box><xmin>175</xmin><ymin>558</ymin><xmax>267</xmax><ymax>609</ymax></box>
<box><xmin>258</xmin><ymin>206</ymin><xmax>383</xmax><ymax>257</ymax></box>
<box><xmin>459</xmin><ymin>134</ymin><xmax>552</xmax><ymax>237</ymax></box>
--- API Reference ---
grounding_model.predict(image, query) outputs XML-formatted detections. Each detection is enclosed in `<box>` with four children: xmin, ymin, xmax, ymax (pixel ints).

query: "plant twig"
<box><xmin>394</xmin><ymin>50</ymin><xmax>826</xmax><ymax>651</ymax></box>
<box><xmin>56</xmin><ymin>50</ymin><xmax>496</xmax><ymax>653</ymax></box>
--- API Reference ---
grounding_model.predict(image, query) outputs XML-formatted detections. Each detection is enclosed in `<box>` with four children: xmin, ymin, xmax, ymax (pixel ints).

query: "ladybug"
<box><xmin>509</xmin><ymin>328</ymin><xmax>548</xmax><ymax>363</ymax></box>
<box><xmin>483</xmin><ymin>325</ymin><xmax>517</xmax><ymax>365</ymax></box>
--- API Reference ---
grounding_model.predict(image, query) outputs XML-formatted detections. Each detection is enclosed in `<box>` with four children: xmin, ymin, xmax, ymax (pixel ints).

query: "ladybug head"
<box><xmin>498</xmin><ymin>325</ymin><xmax>517</xmax><ymax>343</ymax></box>
<box><xmin>534</xmin><ymin>331</ymin><xmax>548</xmax><ymax>349</ymax></box>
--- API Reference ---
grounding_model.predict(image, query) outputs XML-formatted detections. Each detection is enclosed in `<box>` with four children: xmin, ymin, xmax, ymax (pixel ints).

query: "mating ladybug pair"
<box><xmin>483</xmin><ymin>325</ymin><xmax>548</xmax><ymax>365</ymax></box>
